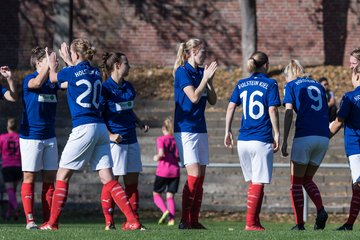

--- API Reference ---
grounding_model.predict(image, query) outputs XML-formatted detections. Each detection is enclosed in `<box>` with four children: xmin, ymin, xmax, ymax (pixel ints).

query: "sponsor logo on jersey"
<box><xmin>115</xmin><ymin>100</ymin><xmax>134</xmax><ymax>111</ymax></box>
<box><xmin>38</xmin><ymin>94</ymin><xmax>57</xmax><ymax>103</ymax></box>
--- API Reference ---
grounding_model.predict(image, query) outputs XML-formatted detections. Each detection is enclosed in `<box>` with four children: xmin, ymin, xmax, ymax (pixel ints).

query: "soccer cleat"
<box><xmin>314</xmin><ymin>208</ymin><xmax>328</xmax><ymax>230</ymax></box>
<box><xmin>245</xmin><ymin>225</ymin><xmax>265</xmax><ymax>231</ymax></box>
<box><xmin>178</xmin><ymin>222</ymin><xmax>191</xmax><ymax>230</ymax></box>
<box><xmin>336</xmin><ymin>223</ymin><xmax>353</xmax><ymax>231</ymax></box>
<box><xmin>291</xmin><ymin>224</ymin><xmax>305</xmax><ymax>230</ymax></box>
<box><xmin>26</xmin><ymin>221</ymin><xmax>38</xmax><ymax>230</ymax></box>
<box><xmin>140</xmin><ymin>224</ymin><xmax>147</xmax><ymax>231</ymax></box>
<box><xmin>191</xmin><ymin>222</ymin><xmax>207</xmax><ymax>230</ymax></box>
<box><xmin>168</xmin><ymin>219</ymin><xmax>175</xmax><ymax>226</ymax></box>
<box><xmin>39</xmin><ymin>222</ymin><xmax>58</xmax><ymax>230</ymax></box>
<box><xmin>121</xmin><ymin>221</ymin><xmax>141</xmax><ymax>231</ymax></box>
<box><xmin>158</xmin><ymin>210</ymin><xmax>169</xmax><ymax>224</ymax></box>
<box><xmin>105</xmin><ymin>222</ymin><xmax>116</xmax><ymax>230</ymax></box>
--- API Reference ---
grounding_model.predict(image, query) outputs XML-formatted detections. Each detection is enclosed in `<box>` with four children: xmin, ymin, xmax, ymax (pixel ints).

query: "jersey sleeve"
<box><xmin>337</xmin><ymin>94</ymin><xmax>351</xmax><ymax>120</ymax></box>
<box><xmin>268</xmin><ymin>81</ymin><xmax>281</xmax><ymax>106</ymax></box>
<box><xmin>229</xmin><ymin>84</ymin><xmax>241</xmax><ymax>106</ymax></box>
<box><xmin>175</xmin><ymin>67</ymin><xmax>193</xmax><ymax>90</ymax></box>
<box><xmin>57</xmin><ymin>66</ymin><xmax>73</xmax><ymax>83</ymax></box>
<box><xmin>283</xmin><ymin>83</ymin><xmax>295</xmax><ymax>105</ymax></box>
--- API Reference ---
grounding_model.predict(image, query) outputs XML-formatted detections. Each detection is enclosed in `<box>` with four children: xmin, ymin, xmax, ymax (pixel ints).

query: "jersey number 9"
<box><xmin>307</xmin><ymin>86</ymin><xmax>322</xmax><ymax>111</ymax></box>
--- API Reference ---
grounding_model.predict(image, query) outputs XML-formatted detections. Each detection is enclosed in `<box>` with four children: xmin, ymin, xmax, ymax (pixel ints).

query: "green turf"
<box><xmin>0</xmin><ymin>219</ymin><xmax>360</xmax><ymax>240</ymax></box>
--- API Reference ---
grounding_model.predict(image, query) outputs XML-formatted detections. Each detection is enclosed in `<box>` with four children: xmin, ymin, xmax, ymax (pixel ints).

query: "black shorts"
<box><xmin>153</xmin><ymin>176</ymin><xmax>180</xmax><ymax>194</ymax></box>
<box><xmin>1</xmin><ymin>166</ymin><xmax>22</xmax><ymax>182</ymax></box>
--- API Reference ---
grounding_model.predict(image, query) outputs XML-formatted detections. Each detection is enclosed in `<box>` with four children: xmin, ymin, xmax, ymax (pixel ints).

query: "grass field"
<box><xmin>1</xmin><ymin>218</ymin><xmax>359</xmax><ymax>240</ymax></box>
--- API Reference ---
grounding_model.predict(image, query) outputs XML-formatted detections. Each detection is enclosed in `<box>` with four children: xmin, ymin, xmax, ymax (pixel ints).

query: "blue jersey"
<box><xmin>20</xmin><ymin>71</ymin><xmax>60</xmax><ymax>139</ymax></box>
<box><xmin>230</xmin><ymin>72</ymin><xmax>281</xmax><ymax>143</ymax></box>
<box><xmin>0</xmin><ymin>83</ymin><xmax>7</xmax><ymax>99</ymax></box>
<box><xmin>57</xmin><ymin>61</ymin><xmax>103</xmax><ymax>128</ymax></box>
<box><xmin>102</xmin><ymin>77</ymin><xmax>138</xmax><ymax>144</ymax></box>
<box><xmin>174</xmin><ymin>62</ymin><xmax>207</xmax><ymax>133</ymax></box>
<box><xmin>337</xmin><ymin>86</ymin><xmax>360</xmax><ymax>156</ymax></box>
<box><xmin>283</xmin><ymin>77</ymin><xmax>329</xmax><ymax>138</ymax></box>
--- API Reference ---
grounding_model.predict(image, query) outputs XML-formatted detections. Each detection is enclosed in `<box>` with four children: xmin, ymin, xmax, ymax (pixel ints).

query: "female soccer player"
<box><xmin>40</xmin><ymin>39</ymin><xmax>140</xmax><ymax>231</ymax></box>
<box><xmin>153</xmin><ymin>117</ymin><xmax>180</xmax><ymax>226</ymax></box>
<box><xmin>0</xmin><ymin>118</ymin><xmax>21</xmax><ymax>220</ymax></box>
<box><xmin>281</xmin><ymin>60</ymin><xmax>329</xmax><ymax>231</ymax></box>
<box><xmin>330</xmin><ymin>64</ymin><xmax>360</xmax><ymax>231</ymax></box>
<box><xmin>100</xmin><ymin>51</ymin><xmax>149</xmax><ymax>230</ymax></box>
<box><xmin>173</xmin><ymin>38</ymin><xmax>217</xmax><ymax>229</ymax></box>
<box><xmin>19</xmin><ymin>47</ymin><xmax>64</xmax><ymax>230</ymax></box>
<box><xmin>0</xmin><ymin>65</ymin><xmax>17</xmax><ymax>102</ymax></box>
<box><xmin>224</xmin><ymin>51</ymin><xmax>280</xmax><ymax>231</ymax></box>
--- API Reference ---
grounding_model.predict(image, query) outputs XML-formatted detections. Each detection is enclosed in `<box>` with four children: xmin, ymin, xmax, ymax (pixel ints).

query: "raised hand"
<box><xmin>203</xmin><ymin>61</ymin><xmax>217</xmax><ymax>82</ymax></box>
<box><xmin>59</xmin><ymin>42</ymin><xmax>73</xmax><ymax>66</ymax></box>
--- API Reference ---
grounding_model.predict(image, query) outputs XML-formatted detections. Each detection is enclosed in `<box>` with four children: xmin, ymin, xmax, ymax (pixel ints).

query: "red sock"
<box><xmin>106</xmin><ymin>180</ymin><xmax>137</xmax><ymax>223</ymax></box>
<box><xmin>125</xmin><ymin>183</ymin><xmax>139</xmax><ymax>219</ymax></box>
<box><xmin>246</xmin><ymin>182</ymin><xmax>264</xmax><ymax>227</ymax></box>
<box><xmin>290</xmin><ymin>175</ymin><xmax>304</xmax><ymax>225</ymax></box>
<box><xmin>303</xmin><ymin>176</ymin><xmax>323</xmax><ymax>211</ymax></box>
<box><xmin>255</xmin><ymin>184</ymin><xmax>264</xmax><ymax>226</ymax></box>
<box><xmin>101</xmin><ymin>184</ymin><xmax>115</xmax><ymax>225</ymax></box>
<box><xmin>190</xmin><ymin>176</ymin><xmax>205</xmax><ymax>224</ymax></box>
<box><xmin>42</xmin><ymin>182</ymin><xmax>55</xmax><ymax>223</ymax></box>
<box><xmin>346</xmin><ymin>188</ymin><xmax>360</xmax><ymax>224</ymax></box>
<box><xmin>48</xmin><ymin>180</ymin><xmax>69</xmax><ymax>226</ymax></box>
<box><xmin>181</xmin><ymin>175</ymin><xmax>199</xmax><ymax>224</ymax></box>
<box><xmin>21</xmin><ymin>182</ymin><xmax>35</xmax><ymax>223</ymax></box>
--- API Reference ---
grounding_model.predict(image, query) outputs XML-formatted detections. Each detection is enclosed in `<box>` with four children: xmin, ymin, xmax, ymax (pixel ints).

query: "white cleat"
<box><xmin>26</xmin><ymin>221</ymin><xmax>38</xmax><ymax>230</ymax></box>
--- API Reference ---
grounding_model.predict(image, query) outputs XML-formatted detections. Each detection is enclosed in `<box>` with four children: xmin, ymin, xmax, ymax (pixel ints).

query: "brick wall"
<box><xmin>0</xmin><ymin>0</ymin><xmax>359</xmax><ymax>68</ymax></box>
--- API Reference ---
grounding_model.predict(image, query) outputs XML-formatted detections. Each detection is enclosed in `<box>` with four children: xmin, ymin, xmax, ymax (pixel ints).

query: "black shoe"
<box><xmin>336</xmin><ymin>223</ymin><xmax>353</xmax><ymax>231</ymax></box>
<box><xmin>314</xmin><ymin>208</ymin><xmax>328</xmax><ymax>230</ymax></box>
<box><xmin>178</xmin><ymin>222</ymin><xmax>191</xmax><ymax>230</ymax></box>
<box><xmin>291</xmin><ymin>224</ymin><xmax>305</xmax><ymax>230</ymax></box>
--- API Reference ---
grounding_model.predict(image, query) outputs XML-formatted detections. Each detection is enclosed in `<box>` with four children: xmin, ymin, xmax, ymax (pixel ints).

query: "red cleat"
<box><xmin>39</xmin><ymin>222</ymin><xmax>58</xmax><ymax>230</ymax></box>
<box><xmin>245</xmin><ymin>225</ymin><xmax>265</xmax><ymax>231</ymax></box>
<box><xmin>121</xmin><ymin>221</ymin><xmax>141</xmax><ymax>231</ymax></box>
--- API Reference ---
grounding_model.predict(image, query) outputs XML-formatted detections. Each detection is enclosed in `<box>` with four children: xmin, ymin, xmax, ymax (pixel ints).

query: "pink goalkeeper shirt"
<box><xmin>0</xmin><ymin>132</ymin><xmax>21</xmax><ymax>168</ymax></box>
<box><xmin>155</xmin><ymin>135</ymin><xmax>180</xmax><ymax>178</ymax></box>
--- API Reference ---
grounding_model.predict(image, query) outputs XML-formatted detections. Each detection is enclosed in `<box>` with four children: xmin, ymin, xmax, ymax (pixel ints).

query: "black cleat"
<box><xmin>314</xmin><ymin>208</ymin><xmax>328</xmax><ymax>230</ymax></box>
<box><xmin>291</xmin><ymin>224</ymin><xmax>305</xmax><ymax>230</ymax></box>
<box><xmin>336</xmin><ymin>223</ymin><xmax>353</xmax><ymax>231</ymax></box>
<box><xmin>178</xmin><ymin>222</ymin><xmax>191</xmax><ymax>230</ymax></box>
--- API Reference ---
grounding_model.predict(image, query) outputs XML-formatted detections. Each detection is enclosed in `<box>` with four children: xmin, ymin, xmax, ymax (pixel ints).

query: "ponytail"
<box><xmin>247</xmin><ymin>51</ymin><xmax>269</xmax><ymax>73</ymax></box>
<box><xmin>173</xmin><ymin>42</ymin><xmax>186</xmax><ymax>77</ymax></box>
<box><xmin>173</xmin><ymin>38</ymin><xmax>203</xmax><ymax>77</ymax></box>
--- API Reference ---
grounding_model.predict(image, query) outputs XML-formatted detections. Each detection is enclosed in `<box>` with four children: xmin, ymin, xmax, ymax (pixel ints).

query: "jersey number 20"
<box><xmin>240</xmin><ymin>90</ymin><xmax>264</xmax><ymax>120</ymax></box>
<box><xmin>76</xmin><ymin>79</ymin><xmax>102</xmax><ymax>109</ymax></box>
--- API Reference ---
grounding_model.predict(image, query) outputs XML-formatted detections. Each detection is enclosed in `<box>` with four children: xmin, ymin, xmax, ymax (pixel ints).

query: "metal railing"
<box><xmin>143</xmin><ymin>162</ymin><xmax>350</xmax><ymax>221</ymax></box>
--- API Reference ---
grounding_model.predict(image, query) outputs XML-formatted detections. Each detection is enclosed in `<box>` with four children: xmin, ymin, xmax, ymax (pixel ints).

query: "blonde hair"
<box><xmin>351</xmin><ymin>47</ymin><xmax>360</xmax><ymax>61</ymax></box>
<box><xmin>247</xmin><ymin>51</ymin><xmax>269</xmax><ymax>73</ymax></box>
<box><xmin>283</xmin><ymin>59</ymin><xmax>307</xmax><ymax>79</ymax></box>
<box><xmin>7</xmin><ymin>118</ymin><xmax>17</xmax><ymax>132</ymax></box>
<box><xmin>173</xmin><ymin>39</ymin><xmax>203</xmax><ymax>77</ymax></box>
<box><xmin>70</xmin><ymin>38</ymin><xmax>96</xmax><ymax>61</ymax></box>
<box><xmin>163</xmin><ymin>117</ymin><xmax>174</xmax><ymax>135</ymax></box>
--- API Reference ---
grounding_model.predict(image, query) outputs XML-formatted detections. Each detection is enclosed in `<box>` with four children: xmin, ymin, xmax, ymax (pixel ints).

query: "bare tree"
<box><xmin>239</xmin><ymin>0</ymin><xmax>257</xmax><ymax>77</ymax></box>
